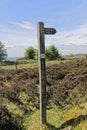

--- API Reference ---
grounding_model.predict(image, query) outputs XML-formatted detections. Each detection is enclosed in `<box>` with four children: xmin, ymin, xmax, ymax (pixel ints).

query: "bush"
<box><xmin>46</xmin><ymin>45</ymin><xmax>61</xmax><ymax>60</ymax></box>
<box><xmin>24</xmin><ymin>46</ymin><xmax>35</xmax><ymax>60</ymax></box>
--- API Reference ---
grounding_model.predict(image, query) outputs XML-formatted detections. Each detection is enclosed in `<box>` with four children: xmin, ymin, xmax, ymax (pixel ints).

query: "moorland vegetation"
<box><xmin>0</xmin><ymin>58</ymin><xmax>87</xmax><ymax>130</ymax></box>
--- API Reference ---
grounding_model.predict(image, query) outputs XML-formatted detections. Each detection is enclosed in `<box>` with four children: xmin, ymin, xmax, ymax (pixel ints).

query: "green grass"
<box><xmin>0</xmin><ymin>60</ymin><xmax>68</xmax><ymax>70</ymax></box>
<box><xmin>23</xmin><ymin>106</ymin><xmax>63</xmax><ymax>130</ymax></box>
<box><xmin>0</xmin><ymin>60</ymin><xmax>38</xmax><ymax>70</ymax></box>
<box><xmin>22</xmin><ymin>103</ymin><xmax>87</xmax><ymax>130</ymax></box>
<box><xmin>73</xmin><ymin>120</ymin><xmax>87</xmax><ymax>130</ymax></box>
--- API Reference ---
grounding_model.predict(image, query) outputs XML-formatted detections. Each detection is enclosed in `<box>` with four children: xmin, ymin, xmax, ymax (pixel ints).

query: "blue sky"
<box><xmin>0</xmin><ymin>0</ymin><xmax>87</xmax><ymax>57</ymax></box>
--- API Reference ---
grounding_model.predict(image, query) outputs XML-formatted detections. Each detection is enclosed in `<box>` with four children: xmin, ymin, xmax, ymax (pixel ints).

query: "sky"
<box><xmin>0</xmin><ymin>0</ymin><xmax>87</xmax><ymax>57</ymax></box>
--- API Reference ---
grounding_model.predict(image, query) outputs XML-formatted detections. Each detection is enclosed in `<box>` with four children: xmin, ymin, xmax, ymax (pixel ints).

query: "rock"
<box><xmin>63</xmin><ymin>126</ymin><xmax>72</xmax><ymax>130</ymax></box>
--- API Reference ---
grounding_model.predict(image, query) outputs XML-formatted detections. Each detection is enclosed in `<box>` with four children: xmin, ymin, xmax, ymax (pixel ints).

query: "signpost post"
<box><xmin>37</xmin><ymin>22</ymin><xmax>56</xmax><ymax>124</ymax></box>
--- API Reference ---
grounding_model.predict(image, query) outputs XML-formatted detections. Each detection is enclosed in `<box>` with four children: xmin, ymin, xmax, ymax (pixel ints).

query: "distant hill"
<box><xmin>7</xmin><ymin>57</ymin><xmax>20</xmax><ymax>61</ymax></box>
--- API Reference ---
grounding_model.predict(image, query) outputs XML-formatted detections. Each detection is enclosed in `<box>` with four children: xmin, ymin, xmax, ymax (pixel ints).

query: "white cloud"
<box><xmin>0</xmin><ymin>24</ymin><xmax>37</xmax><ymax>46</ymax></box>
<box><xmin>0</xmin><ymin>22</ymin><xmax>87</xmax><ymax>57</ymax></box>
<box><xmin>9</xmin><ymin>21</ymin><xmax>34</xmax><ymax>30</ymax></box>
<box><xmin>0</xmin><ymin>23</ymin><xmax>37</xmax><ymax>57</ymax></box>
<box><xmin>45</xmin><ymin>23</ymin><xmax>87</xmax><ymax>55</ymax></box>
<box><xmin>7</xmin><ymin>45</ymin><xmax>26</xmax><ymax>57</ymax></box>
<box><xmin>5</xmin><ymin>44</ymin><xmax>14</xmax><ymax>48</ymax></box>
<box><xmin>54</xmin><ymin>24</ymin><xmax>87</xmax><ymax>46</ymax></box>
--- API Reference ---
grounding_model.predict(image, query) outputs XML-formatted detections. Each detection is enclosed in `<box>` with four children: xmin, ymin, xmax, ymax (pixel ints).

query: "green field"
<box><xmin>0</xmin><ymin>60</ymin><xmax>67</xmax><ymax>70</ymax></box>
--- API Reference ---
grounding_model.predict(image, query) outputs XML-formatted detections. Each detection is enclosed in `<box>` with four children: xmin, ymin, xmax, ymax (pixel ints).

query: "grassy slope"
<box><xmin>24</xmin><ymin>104</ymin><xmax>87</xmax><ymax>130</ymax></box>
<box><xmin>0</xmin><ymin>59</ymin><xmax>87</xmax><ymax>130</ymax></box>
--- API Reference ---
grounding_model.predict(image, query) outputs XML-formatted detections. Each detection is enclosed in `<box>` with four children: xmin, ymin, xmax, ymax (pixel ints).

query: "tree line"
<box><xmin>0</xmin><ymin>41</ymin><xmax>62</xmax><ymax>61</ymax></box>
<box><xmin>1</xmin><ymin>41</ymin><xmax>87</xmax><ymax>62</ymax></box>
<box><xmin>24</xmin><ymin>45</ymin><xmax>62</xmax><ymax>60</ymax></box>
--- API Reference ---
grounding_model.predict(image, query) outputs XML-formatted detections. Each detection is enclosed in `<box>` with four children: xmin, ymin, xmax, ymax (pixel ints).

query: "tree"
<box><xmin>45</xmin><ymin>45</ymin><xmax>60</xmax><ymax>60</ymax></box>
<box><xmin>0</xmin><ymin>41</ymin><xmax>7</xmax><ymax>62</ymax></box>
<box><xmin>24</xmin><ymin>46</ymin><xmax>35</xmax><ymax>59</ymax></box>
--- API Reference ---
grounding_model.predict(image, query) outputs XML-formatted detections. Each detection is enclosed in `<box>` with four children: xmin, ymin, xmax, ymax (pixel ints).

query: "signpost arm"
<box><xmin>37</xmin><ymin>22</ymin><xmax>46</xmax><ymax>124</ymax></box>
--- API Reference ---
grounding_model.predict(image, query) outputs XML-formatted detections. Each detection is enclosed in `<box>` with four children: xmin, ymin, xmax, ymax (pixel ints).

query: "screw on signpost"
<box><xmin>37</xmin><ymin>22</ymin><xmax>56</xmax><ymax>125</ymax></box>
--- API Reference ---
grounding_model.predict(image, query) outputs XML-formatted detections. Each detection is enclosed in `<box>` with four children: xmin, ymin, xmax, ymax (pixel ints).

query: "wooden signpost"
<box><xmin>37</xmin><ymin>22</ymin><xmax>56</xmax><ymax>124</ymax></box>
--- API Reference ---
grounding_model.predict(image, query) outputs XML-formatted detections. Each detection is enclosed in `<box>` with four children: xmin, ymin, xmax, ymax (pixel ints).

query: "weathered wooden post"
<box><xmin>38</xmin><ymin>22</ymin><xmax>46</xmax><ymax>124</ymax></box>
<box><xmin>37</xmin><ymin>22</ymin><xmax>56</xmax><ymax>124</ymax></box>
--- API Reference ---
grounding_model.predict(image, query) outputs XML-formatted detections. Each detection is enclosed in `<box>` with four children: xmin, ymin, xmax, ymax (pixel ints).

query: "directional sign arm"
<box><xmin>44</xmin><ymin>28</ymin><xmax>56</xmax><ymax>35</ymax></box>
